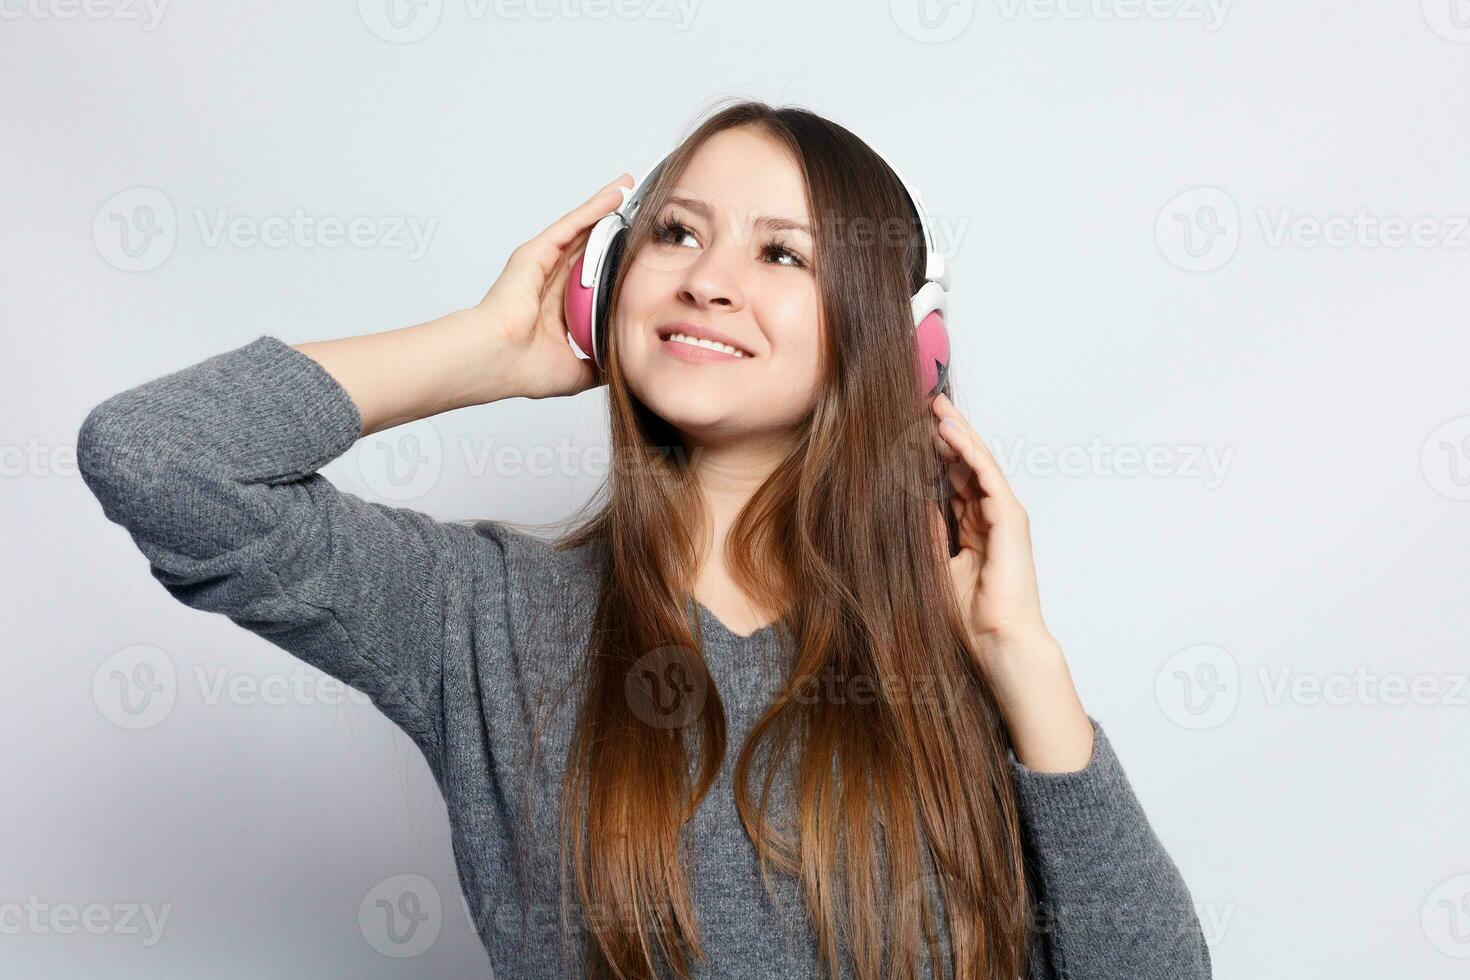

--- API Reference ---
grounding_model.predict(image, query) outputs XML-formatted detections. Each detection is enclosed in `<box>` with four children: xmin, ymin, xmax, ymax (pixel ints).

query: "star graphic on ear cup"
<box><xmin>930</xmin><ymin>358</ymin><xmax>950</xmax><ymax>397</ymax></box>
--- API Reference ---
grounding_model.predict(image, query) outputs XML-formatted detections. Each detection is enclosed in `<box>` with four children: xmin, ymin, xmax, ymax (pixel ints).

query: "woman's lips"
<box><xmin>658</xmin><ymin>336</ymin><xmax>751</xmax><ymax>364</ymax></box>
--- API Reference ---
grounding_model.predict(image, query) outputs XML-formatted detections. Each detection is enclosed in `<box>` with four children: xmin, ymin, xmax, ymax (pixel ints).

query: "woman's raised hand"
<box><xmin>470</xmin><ymin>173</ymin><xmax>635</xmax><ymax>400</ymax></box>
<box><xmin>930</xmin><ymin>392</ymin><xmax>1095</xmax><ymax>772</ymax></box>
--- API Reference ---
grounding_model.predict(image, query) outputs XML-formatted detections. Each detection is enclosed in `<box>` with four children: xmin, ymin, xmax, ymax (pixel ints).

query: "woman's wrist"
<box><xmin>292</xmin><ymin>309</ymin><xmax>533</xmax><ymax>437</ymax></box>
<box><xmin>980</xmin><ymin>631</ymin><xmax>1096</xmax><ymax>773</ymax></box>
<box><xmin>437</xmin><ymin>306</ymin><xmax>535</xmax><ymax>408</ymax></box>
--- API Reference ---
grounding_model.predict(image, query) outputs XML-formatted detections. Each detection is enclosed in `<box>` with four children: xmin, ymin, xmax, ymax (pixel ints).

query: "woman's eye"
<box><xmin>653</xmin><ymin>218</ymin><xmax>698</xmax><ymax>248</ymax></box>
<box><xmin>763</xmin><ymin>243</ymin><xmax>807</xmax><ymax>269</ymax></box>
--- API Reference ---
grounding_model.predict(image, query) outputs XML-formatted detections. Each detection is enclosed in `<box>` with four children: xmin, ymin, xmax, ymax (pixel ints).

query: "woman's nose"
<box><xmin>677</xmin><ymin>245</ymin><xmax>745</xmax><ymax>311</ymax></box>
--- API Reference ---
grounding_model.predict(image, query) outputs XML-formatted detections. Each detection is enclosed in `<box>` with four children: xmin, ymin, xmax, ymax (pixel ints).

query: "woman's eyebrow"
<box><xmin>665</xmin><ymin>195</ymin><xmax>813</xmax><ymax>238</ymax></box>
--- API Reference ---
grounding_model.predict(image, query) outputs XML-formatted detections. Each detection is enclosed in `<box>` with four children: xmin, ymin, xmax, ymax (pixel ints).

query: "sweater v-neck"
<box><xmin>693</xmin><ymin>598</ymin><xmax>779</xmax><ymax>644</ymax></box>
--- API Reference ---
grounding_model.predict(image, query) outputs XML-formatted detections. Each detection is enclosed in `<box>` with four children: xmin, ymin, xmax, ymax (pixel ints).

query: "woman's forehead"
<box><xmin>670</xmin><ymin>129</ymin><xmax>810</xmax><ymax>224</ymax></box>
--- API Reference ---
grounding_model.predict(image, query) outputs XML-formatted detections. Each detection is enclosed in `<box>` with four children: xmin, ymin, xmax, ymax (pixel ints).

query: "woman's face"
<box><xmin>613</xmin><ymin>126</ymin><xmax>822</xmax><ymax>445</ymax></box>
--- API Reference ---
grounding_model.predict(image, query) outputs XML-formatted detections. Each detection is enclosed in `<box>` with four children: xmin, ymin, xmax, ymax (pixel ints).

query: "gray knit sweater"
<box><xmin>76</xmin><ymin>334</ymin><xmax>1212</xmax><ymax>979</ymax></box>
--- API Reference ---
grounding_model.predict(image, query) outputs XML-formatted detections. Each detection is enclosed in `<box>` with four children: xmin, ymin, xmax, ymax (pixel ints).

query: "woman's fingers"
<box><xmin>932</xmin><ymin>426</ymin><xmax>959</xmax><ymax>462</ymax></box>
<box><xmin>935</xmin><ymin>425</ymin><xmax>1001</xmax><ymax>504</ymax></box>
<box><xmin>931</xmin><ymin>393</ymin><xmax>1026</xmax><ymax>517</ymax></box>
<box><xmin>539</xmin><ymin>246</ymin><xmax>573</xmax><ymax>333</ymax></box>
<box><xmin>929</xmin><ymin>393</ymin><xmax>1034</xmax><ymax>552</ymax></box>
<box><xmin>517</xmin><ymin>175</ymin><xmax>634</xmax><ymax>282</ymax></box>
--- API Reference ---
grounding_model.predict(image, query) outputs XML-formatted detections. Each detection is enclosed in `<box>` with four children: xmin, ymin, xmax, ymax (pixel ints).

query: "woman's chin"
<box><xmin>661</xmin><ymin>413</ymin><xmax>734</xmax><ymax>443</ymax></box>
<box><xmin>640</xmin><ymin>390</ymin><xmax>730</xmax><ymax>430</ymax></box>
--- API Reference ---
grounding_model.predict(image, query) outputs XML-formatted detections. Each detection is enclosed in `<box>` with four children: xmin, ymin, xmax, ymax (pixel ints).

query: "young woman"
<box><xmin>77</xmin><ymin>101</ymin><xmax>1212</xmax><ymax>979</ymax></box>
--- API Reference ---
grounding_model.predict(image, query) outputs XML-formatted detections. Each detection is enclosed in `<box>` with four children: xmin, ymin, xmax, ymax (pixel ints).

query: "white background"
<box><xmin>3</xmin><ymin>1</ymin><xmax>1467</xmax><ymax>976</ymax></box>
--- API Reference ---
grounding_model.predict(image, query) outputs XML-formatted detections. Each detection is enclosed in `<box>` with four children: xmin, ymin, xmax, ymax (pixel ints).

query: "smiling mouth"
<box><xmin>655</xmin><ymin>328</ymin><xmax>754</xmax><ymax>359</ymax></box>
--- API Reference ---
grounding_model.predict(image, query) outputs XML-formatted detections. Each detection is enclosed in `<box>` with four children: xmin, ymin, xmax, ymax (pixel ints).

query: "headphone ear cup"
<box><xmin>591</xmin><ymin>226</ymin><xmax>629</xmax><ymax>370</ymax></box>
<box><xmin>915</xmin><ymin>308</ymin><xmax>951</xmax><ymax>398</ymax></box>
<box><xmin>564</xmin><ymin>250</ymin><xmax>598</xmax><ymax>364</ymax></box>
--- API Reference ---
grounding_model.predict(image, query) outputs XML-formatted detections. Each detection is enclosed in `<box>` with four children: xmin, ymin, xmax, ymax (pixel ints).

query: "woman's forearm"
<box><xmin>292</xmin><ymin>308</ymin><xmax>526</xmax><ymax>437</ymax></box>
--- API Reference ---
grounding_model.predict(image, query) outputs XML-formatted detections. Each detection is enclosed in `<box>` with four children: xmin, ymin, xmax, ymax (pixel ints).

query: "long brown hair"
<box><xmin>542</xmin><ymin>99</ymin><xmax>1032</xmax><ymax>980</ymax></box>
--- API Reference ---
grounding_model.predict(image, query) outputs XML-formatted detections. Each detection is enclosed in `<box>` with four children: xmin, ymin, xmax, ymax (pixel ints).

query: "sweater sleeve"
<box><xmin>1011</xmin><ymin>717</ymin><xmax>1213</xmax><ymax>980</ymax></box>
<box><xmin>76</xmin><ymin>334</ymin><xmax>483</xmax><ymax>779</ymax></box>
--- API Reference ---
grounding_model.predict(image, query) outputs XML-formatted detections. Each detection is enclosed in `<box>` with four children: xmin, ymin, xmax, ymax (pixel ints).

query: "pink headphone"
<box><xmin>564</xmin><ymin>150</ymin><xmax>952</xmax><ymax>398</ymax></box>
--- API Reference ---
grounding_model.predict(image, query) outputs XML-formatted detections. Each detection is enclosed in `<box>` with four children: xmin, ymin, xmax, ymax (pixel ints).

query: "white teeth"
<box><xmin>666</xmin><ymin>332</ymin><xmax>747</xmax><ymax>358</ymax></box>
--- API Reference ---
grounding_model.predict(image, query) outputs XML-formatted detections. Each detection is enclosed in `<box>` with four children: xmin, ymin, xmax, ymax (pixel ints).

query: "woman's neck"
<box><xmin>683</xmin><ymin>430</ymin><xmax>792</xmax><ymax>634</ymax></box>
